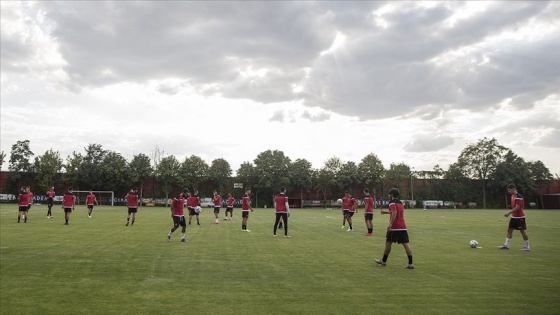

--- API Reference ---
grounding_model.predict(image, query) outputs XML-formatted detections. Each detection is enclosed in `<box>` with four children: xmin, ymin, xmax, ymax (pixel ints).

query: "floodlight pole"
<box><xmin>410</xmin><ymin>168</ymin><xmax>415</xmax><ymax>208</ymax></box>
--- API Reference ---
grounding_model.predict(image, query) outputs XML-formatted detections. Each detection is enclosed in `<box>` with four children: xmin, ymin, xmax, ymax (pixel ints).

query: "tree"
<box><xmin>443</xmin><ymin>162</ymin><xmax>476</xmax><ymax>206</ymax></box>
<box><xmin>456</xmin><ymin>137</ymin><xmax>507</xmax><ymax>208</ymax></box>
<box><xmin>357</xmin><ymin>153</ymin><xmax>385</xmax><ymax>196</ymax></box>
<box><xmin>236</xmin><ymin>161</ymin><xmax>258</xmax><ymax>205</ymax></box>
<box><xmin>289</xmin><ymin>158</ymin><xmax>313</xmax><ymax>202</ymax></box>
<box><xmin>99</xmin><ymin>151</ymin><xmax>129</xmax><ymax>194</ymax></box>
<box><xmin>129</xmin><ymin>153</ymin><xmax>153</xmax><ymax>201</ymax></box>
<box><xmin>527</xmin><ymin>160</ymin><xmax>554</xmax><ymax>209</ymax></box>
<box><xmin>208</xmin><ymin>158</ymin><xmax>232</xmax><ymax>193</ymax></box>
<box><xmin>528</xmin><ymin>160</ymin><xmax>554</xmax><ymax>186</ymax></box>
<box><xmin>236</xmin><ymin>162</ymin><xmax>257</xmax><ymax>188</ymax></box>
<box><xmin>9</xmin><ymin>140</ymin><xmax>34</xmax><ymax>172</ymax></box>
<box><xmin>155</xmin><ymin>155</ymin><xmax>180</xmax><ymax>200</ymax></box>
<box><xmin>314</xmin><ymin>157</ymin><xmax>343</xmax><ymax>201</ymax></box>
<box><xmin>491</xmin><ymin>150</ymin><xmax>533</xmax><ymax>201</ymax></box>
<box><xmin>81</xmin><ymin>144</ymin><xmax>107</xmax><ymax>190</ymax></box>
<box><xmin>0</xmin><ymin>151</ymin><xmax>6</xmax><ymax>170</ymax></box>
<box><xmin>254</xmin><ymin>150</ymin><xmax>291</xmax><ymax>206</ymax></box>
<box><xmin>179</xmin><ymin>155</ymin><xmax>209</xmax><ymax>192</ymax></box>
<box><xmin>385</xmin><ymin>162</ymin><xmax>412</xmax><ymax>198</ymax></box>
<box><xmin>338</xmin><ymin>161</ymin><xmax>360</xmax><ymax>195</ymax></box>
<box><xmin>8</xmin><ymin>140</ymin><xmax>35</xmax><ymax>191</ymax></box>
<box><xmin>64</xmin><ymin>152</ymin><xmax>84</xmax><ymax>188</ymax></box>
<box><xmin>34</xmin><ymin>149</ymin><xmax>63</xmax><ymax>193</ymax></box>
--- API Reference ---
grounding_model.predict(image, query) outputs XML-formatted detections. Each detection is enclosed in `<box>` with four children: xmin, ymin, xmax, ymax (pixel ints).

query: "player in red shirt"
<box><xmin>85</xmin><ymin>190</ymin><xmax>98</xmax><ymax>218</ymax></box>
<box><xmin>224</xmin><ymin>193</ymin><xmax>235</xmax><ymax>221</ymax></box>
<box><xmin>375</xmin><ymin>188</ymin><xmax>414</xmax><ymax>269</ymax></box>
<box><xmin>25</xmin><ymin>186</ymin><xmax>33</xmax><ymax>219</ymax></box>
<box><xmin>212</xmin><ymin>190</ymin><xmax>221</xmax><ymax>224</ymax></box>
<box><xmin>168</xmin><ymin>189</ymin><xmax>188</xmax><ymax>242</ymax></box>
<box><xmin>17</xmin><ymin>186</ymin><xmax>30</xmax><ymax>223</ymax></box>
<box><xmin>499</xmin><ymin>184</ymin><xmax>531</xmax><ymax>251</ymax></box>
<box><xmin>187</xmin><ymin>190</ymin><xmax>201</xmax><ymax>226</ymax></box>
<box><xmin>62</xmin><ymin>187</ymin><xmax>76</xmax><ymax>225</ymax></box>
<box><xmin>125</xmin><ymin>187</ymin><xmax>139</xmax><ymax>226</ymax></box>
<box><xmin>346</xmin><ymin>193</ymin><xmax>358</xmax><ymax>232</ymax></box>
<box><xmin>273</xmin><ymin>186</ymin><xmax>290</xmax><ymax>238</ymax></box>
<box><xmin>363</xmin><ymin>188</ymin><xmax>375</xmax><ymax>236</ymax></box>
<box><xmin>241</xmin><ymin>187</ymin><xmax>253</xmax><ymax>232</ymax></box>
<box><xmin>46</xmin><ymin>186</ymin><xmax>55</xmax><ymax>218</ymax></box>
<box><xmin>340</xmin><ymin>191</ymin><xmax>351</xmax><ymax>229</ymax></box>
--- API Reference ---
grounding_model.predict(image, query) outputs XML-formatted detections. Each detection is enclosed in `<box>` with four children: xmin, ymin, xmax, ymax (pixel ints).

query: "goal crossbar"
<box><xmin>73</xmin><ymin>191</ymin><xmax>115</xmax><ymax>206</ymax></box>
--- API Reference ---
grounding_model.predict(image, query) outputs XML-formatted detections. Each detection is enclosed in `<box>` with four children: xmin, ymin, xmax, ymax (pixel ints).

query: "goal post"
<box><xmin>73</xmin><ymin>191</ymin><xmax>115</xmax><ymax>206</ymax></box>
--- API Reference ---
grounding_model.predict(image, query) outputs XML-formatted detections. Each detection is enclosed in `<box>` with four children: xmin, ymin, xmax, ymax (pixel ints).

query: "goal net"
<box><xmin>73</xmin><ymin>191</ymin><xmax>115</xmax><ymax>206</ymax></box>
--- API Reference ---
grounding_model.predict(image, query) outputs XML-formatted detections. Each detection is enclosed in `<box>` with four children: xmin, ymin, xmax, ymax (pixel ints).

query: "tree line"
<box><xmin>1</xmin><ymin>138</ymin><xmax>555</xmax><ymax>208</ymax></box>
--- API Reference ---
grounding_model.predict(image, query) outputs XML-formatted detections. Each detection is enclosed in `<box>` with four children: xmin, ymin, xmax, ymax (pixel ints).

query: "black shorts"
<box><xmin>87</xmin><ymin>205</ymin><xmax>94</xmax><ymax>210</ymax></box>
<box><xmin>347</xmin><ymin>211</ymin><xmax>355</xmax><ymax>218</ymax></box>
<box><xmin>508</xmin><ymin>218</ymin><xmax>527</xmax><ymax>230</ymax></box>
<box><xmin>173</xmin><ymin>216</ymin><xmax>186</xmax><ymax>227</ymax></box>
<box><xmin>128</xmin><ymin>207</ymin><xmax>138</xmax><ymax>214</ymax></box>
<box><xmin>226</xmin><ymin>206</ymin><xmax>233</xmax><ymax>213</ymax></box>
<box><xmin>19</xmin><ymin>206</ymin><xmax>28</xmax><ymax>212</ymax></box>
<box><xmin>343</xmin><ymin>209</ymin><xmax>349</xmax><ymax>216</ymax></box>
<box><xmin>188</xmin><ymin>207</ymin><xmax>196</xmax><ymax>216</ymax></box>
<box><xmin>364</xmin><ymin>213</ymin><xmax>373</xmax><ymax>220</ymax></box>
<box><xmin>64</xmin><ymin>207</ymin><xmax>72</xmax><ymax>213</ymax></box>
<box><xmin>47</xmin><ymin>198</ymin><xmax>54</xmax><ymax>207</ymax></box>
<box><xmin>214</xmin><ymin>206</ymin><xmax>220</xmax><ymax>214</ymax></box>
<box><xmin>242</xmin><ymin>211</ymin><xmax>250</xmax><ymax>218</ymax></box>
<box><xmin>386</xmin><ymin>230</ymin><xmax>410</xmax><ymax>244</ymax></box>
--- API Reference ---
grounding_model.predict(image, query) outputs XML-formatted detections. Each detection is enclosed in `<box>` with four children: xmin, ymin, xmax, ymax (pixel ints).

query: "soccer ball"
<box><xmin>336</xmin><ymin>199</ymin><xmax>342</xmax><ymax>204</ymax></box>
<box><xmin>195</xmin><ymin>206</ymin><xmax>202</xmax><ymax>214</ymax></box>
<box><xmin>469</xmin><ymin>240</ymin><xmax>478</xmax><ymax>248</ymax></box>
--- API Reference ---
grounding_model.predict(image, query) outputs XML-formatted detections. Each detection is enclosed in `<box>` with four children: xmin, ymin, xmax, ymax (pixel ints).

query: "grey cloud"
<box><xmin>270</xmin><ymin>110</ymin><xmax>285</xmax><ymax>122</ymax></box>
<box><xmin>3</xmin><ymin>1</ymin><xmax>558</xmax><ymax>121</ymax></box>
<box><xmin>534</xmin><ymin>129</ymin><xmax>560</xmax><ymax>148</ymax></box>
<box><xmin>156</xmin><ymin>83</ymin><xmax>179</xmax><ymax>95</ymax></box>
<box><xmin>403</xmin><ymin>134</ymin><xmax>455</xmax><ymax>152</ymax></box>
<box><xmin>302</xmin><ymin>110</ymin><xmax>331</xmax><ymax>122</ymax></box>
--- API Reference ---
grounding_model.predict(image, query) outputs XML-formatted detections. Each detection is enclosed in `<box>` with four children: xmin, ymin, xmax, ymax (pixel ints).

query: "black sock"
<box><xmin>382</xmin><ymin>254</ymin><xmax>388</xmax><ymax>262</ymax></box>
<box><xmin>131</xmin><ymin>219</ymin><xmax>135</xmax><ymax>225</ymax></box>
<box><xmin>242</xmin><ymin>224</ymin><xmax>246</xmax><ymax>230</ymax></box>
<box><xmin>368</xmin><ymin>228</ymin><xmax>373</xmax><ymax>233</ymax></box>
<box><xmin>408</xmin><ymin>255</ymin><xmax>413</xmax><ymax>264</ymax></box>
<box><xmin>349</xmin><ymin>224</ymin><xmax>353</xmax><ymax>230</ymax></box>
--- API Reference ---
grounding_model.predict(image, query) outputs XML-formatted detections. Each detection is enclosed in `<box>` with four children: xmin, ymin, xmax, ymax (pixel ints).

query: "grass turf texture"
<box><xmin>1</xmin><ymin>204</ymin><xmax>559</xmax><ymax>315</ymax></box>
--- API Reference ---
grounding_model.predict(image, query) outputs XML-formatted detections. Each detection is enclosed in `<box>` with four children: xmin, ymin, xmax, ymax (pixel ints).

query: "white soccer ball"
<box><xmin>469</xmin><ymin>240</ymin><xmax>478</xmax><ymax>248</ymax></box>
<box><xmin>336</xmin><ymin>199</ymin><xmax>342</xmax><ymax>204</ymax></box>
<box><xmin>195</xmin><ymin>206</ymin><xmax>202</xmax><ymax>214</ymax></box>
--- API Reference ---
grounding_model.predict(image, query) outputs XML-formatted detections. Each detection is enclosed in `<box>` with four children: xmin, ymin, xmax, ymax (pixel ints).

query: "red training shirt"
<box><xmin>242</xmin><ymin>194</ymin><xmax>251</xmax><ymax>211</ymax></box>
<box><xmin>275</xmin><ymin>193</ymin><xmax>289</xmax><ymax>213</ymax></box>
<box><xmin>364</xmin><ymin>195</ymin><xmax>374</xmax><ymax>213</ymax></box>
<box><xmin>510</xmin><ymin>193</ymin><xmax>525</xmax><ymax>218</ymax></box>
<box><xmin>172</xmin><ymin>196</ymin><xmax>185</xmax><ymax>216</ymax></box>
<box><xmin>388</xmin><ymin>199</ymin><xmax>407</xmax><ymax>230</ymax></box>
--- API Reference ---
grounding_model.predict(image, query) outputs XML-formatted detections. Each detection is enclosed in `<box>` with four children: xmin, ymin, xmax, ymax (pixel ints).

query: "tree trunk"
<box><xmin>482</xmin><ymin>179</ymin><xmax>486</xmax><ymax>209</ymax></box>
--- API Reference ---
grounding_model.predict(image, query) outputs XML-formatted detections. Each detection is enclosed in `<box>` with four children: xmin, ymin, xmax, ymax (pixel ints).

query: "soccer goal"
<box><xmin>73</xmin><ymin>191</ymin><xmax>115</xmax><ymax>206</ymax></box>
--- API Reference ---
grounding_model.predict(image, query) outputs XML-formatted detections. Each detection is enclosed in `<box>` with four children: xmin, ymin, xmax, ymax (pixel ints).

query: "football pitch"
<box><xmin>1</xmin><ymin>204</ymin><xmax>559</xmax><ymax>315</ymax></box>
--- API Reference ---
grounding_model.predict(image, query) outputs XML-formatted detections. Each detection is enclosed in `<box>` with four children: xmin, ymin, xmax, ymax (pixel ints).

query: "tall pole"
<box><xmin>410</xmin><ymin>169</ymin><xmax>414</xmax><ymax>208</ymax></box>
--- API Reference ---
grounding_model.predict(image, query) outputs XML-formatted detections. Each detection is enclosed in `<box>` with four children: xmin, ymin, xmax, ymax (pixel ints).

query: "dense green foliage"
<box><xmin>3</xmin><ymin>139</ymin><xmax>555</xmax><ymax>208</ymax></box>
<box><xmin>1</xmin><ymin>204</ymin><xmax>559</xmax><ymax>314</ymax></box>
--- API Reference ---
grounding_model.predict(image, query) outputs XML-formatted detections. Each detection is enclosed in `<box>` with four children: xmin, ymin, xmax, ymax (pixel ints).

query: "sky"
<box><xmin>1</xmin><ymin>1</ymin><xmax>559</xmax><ymax>176</ymax></box>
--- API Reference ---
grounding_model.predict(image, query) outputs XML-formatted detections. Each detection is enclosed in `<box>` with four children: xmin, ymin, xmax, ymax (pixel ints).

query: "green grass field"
<box><xmin>1</xmin><ymin>204</ymin><xmax>559</xmax><ymax>314</ymax></box>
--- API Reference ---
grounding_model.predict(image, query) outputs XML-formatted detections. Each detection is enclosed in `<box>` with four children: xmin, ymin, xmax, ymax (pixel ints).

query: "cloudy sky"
<box><xmin>1</xmin><ymin>1</ymin><xmax>559</xmax><ymax>176</ymax></box>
